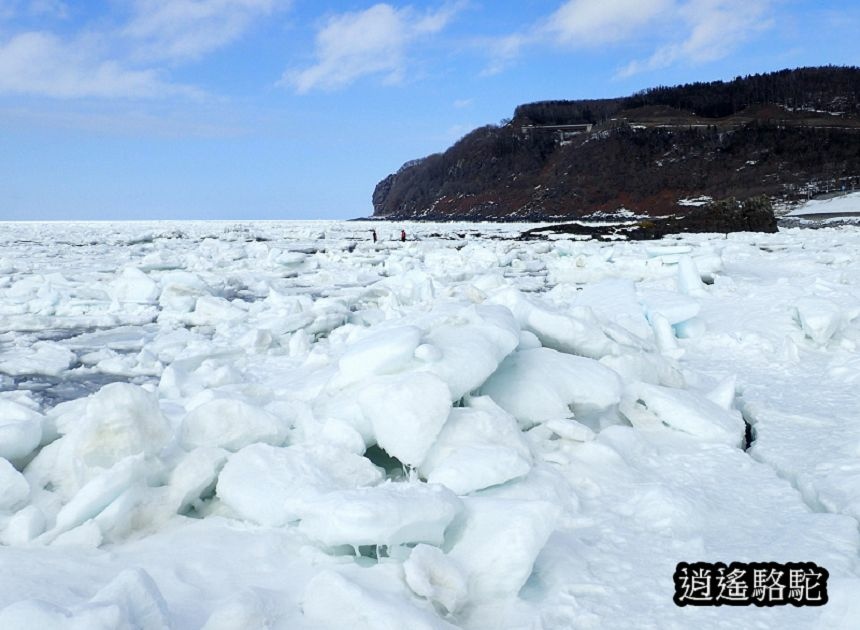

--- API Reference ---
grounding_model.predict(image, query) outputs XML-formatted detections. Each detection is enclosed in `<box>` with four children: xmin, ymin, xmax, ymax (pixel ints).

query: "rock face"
<box><xmin>372</xmin><ymin>66</ymin><xmax>860</xmax><ymax>223</ymax></box>
<box><xmin>520</xmin><ymin>197</ymin><xmax>779</xmax><ymax>241</ymax></box>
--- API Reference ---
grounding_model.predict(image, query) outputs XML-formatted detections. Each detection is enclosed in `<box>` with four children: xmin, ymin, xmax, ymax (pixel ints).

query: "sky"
<box><xmin>0</xmin><ymin>0</ymin><xmax>857</xmax><ymax>221</ymax></box>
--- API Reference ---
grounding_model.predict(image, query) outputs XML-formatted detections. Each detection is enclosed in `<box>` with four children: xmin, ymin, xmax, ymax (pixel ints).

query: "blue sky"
<box><xmin>1</xmin><ymin>0</ymin><xmax>857</xmax><ymax>220</ymax></box>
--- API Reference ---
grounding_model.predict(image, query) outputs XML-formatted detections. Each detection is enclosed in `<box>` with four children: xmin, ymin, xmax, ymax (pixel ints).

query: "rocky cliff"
<box><xmin>372</xmin><ymin>66</ymin><xmax>860</xmax><ymax>223</ymax></box>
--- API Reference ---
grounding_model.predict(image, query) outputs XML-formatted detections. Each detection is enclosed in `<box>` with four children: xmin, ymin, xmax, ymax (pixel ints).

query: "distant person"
<box><xmin>400</xmin><ymin>229</ymin><xmax>406</xmax><ymax>242</ymax></box>
<box><xmin>371</xmin><ymin>229</ymin><xmax>377</xmax><ymax>243</ymax></box>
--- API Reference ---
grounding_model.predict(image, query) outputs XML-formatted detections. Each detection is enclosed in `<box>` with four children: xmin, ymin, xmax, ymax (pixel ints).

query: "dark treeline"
<box><xmin>514</xmin><ymin>66</ymin><xmax>860</xmax><ymax>124</ymax></box>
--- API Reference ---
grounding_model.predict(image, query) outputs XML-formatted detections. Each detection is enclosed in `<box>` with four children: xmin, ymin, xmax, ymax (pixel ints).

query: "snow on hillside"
<box><xmin>0</xmin><ymin>220</ymin><xmax>859</xmax><ymax>629</ymax></box>
<box><xmin>787</xmin><ymin>191</ymin><xmax>860</xmax><ymax>216</ymax></box>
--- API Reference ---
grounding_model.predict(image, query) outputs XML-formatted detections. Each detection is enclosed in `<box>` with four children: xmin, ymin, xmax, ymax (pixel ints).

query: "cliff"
<box><xmin>372</xmin><ymin>66</ymin><xmax>860</xmax><ymax>223</ymax></box>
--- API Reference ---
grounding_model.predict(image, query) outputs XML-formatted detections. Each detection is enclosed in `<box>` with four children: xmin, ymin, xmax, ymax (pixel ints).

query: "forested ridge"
<box><xmin>372</xmin><ymin>66</ymin><xmax>860</xmax><ymax>221</ymax></box>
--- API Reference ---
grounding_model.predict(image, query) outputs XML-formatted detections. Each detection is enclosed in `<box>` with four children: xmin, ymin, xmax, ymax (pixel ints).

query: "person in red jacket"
<box><xmin>400</xmin><ymin>229</ymin><xmax>406</xmax><ymax>242</ymax></box>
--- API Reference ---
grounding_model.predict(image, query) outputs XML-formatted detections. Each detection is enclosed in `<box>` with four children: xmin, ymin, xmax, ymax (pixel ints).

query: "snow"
<box><xmin>302</xmin><ymin>570</ymin><xmax>457</xmax><ymax>630</ymax></box>
<box><xmin>786</xmin><ymin>191</ymin><xmax>860</xmax><ymax>216</ymax></box>
<box><xmin>1</xmin><ymin>219</ymin><xmax>859</xmax><ymax>628</ymax></box>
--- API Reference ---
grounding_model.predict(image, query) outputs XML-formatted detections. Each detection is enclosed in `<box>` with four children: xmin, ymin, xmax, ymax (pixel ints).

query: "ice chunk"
<box><xmin>1</xmin><ymin>505</ymin><xmax>46</xmax><ymax>545</ymax></box>
<box><xmin>27</xmin><ymin>384</ymin><xmax>169</xmax><ymax>501</ymax></box>
<box><xmin>544</xmin><ymin>418</ymin><xmax>596</xmax><ymax>442</ymax></box>
<box><xmin>640</xmin><ymin>289</ymin><xmax>700</xmax><ymax>325</ymax></box>
<box><xmin>112</xmin><ymin>266</ymin><xmax>160</xmax><ymax>304</ymax></box>
<box><xmin>676</xmin><ymin>255</ymin><xmax>707</xmax><ymax>297</ymax></box>
<box><xmin>426</xmin><ymin>445</ymin><xmax>531</xmax><ymax>495</ymax></box>
<box><xmin>403</xmin><ymin>544</ymin><xmax>468</xmax><ymax>614</ymax></box>
<box><xmin>159</xmin><ymin>271</ymin><xmax>210</xmax><ymax>312</ymax></box>
<box><xmin>572</xmin><ymin>278</ymin><xmax>652</xmax><ymax>339</ymax></box>
<box><xmin>189</xmin><ymin>296</ymin><xmax>247</xmax><ymax>326</ymax></box>
<box><xmin>46</xmin><ymin>455</ymin><xmax>146</xmax><ymax>540</ymax></box>
<box><xmin>620</xmin><ymin>382</ymin><xmax>746</xmax><ymax>447</ymax></box>
<box><xmin>59</xmin><ymin>382</ymin><xmax>169</xmax><ymax>466</ymax></box>
<box><xmin>168</xmin><ymin>447</ymin><xmax>229</xmax><ymax>512</ymax></box>
<box><xmin>179</xmin><ymin>398</ymin><xmax>286</xmax><ymax>452</ymax></box>
<box><xmin>650</xmin><ymin>312</ymin><xmax>681</xmax><ymax>357</ymax></box>
<box><xmin>89</xmin><ymin>568</ymin><xmax>171</xmax><ymax>630</ymax></box>
<box><xmin>673</xmin><ymin>316</ymin><xmax>706</xmax><ymax>339</ymax></box>
<box><xmin>420</xmin><ymin>398</ymin><xmax>531</xmax><ymax>476</ymax></box>
<box><xmin>336</xmin><ymin>326</ymin><xmax>422</xmax><ymax>385</ymax></box>
<box><xmin>303</xmin><ymin>570</ymin><xmax>457</xmax><ymax>630</ymax></box>
<box><xmin>358</xmin><ymin>372</ymin><xmax>451</xmax><ymax>467</ymax></box>
<box><xmin>796</xmin><ymin>297</ymin><xmax>842</xmax><ymax>344</ymax></box>
<box><xmin>0</xmin><ymin>399</ymin><xmax>43</xmax><ymax>463</ymax></box>
<box><xmin>0</xmin><ymin>457</ymin><xmax>29</xmax><ymax>511</ymax></box>
<box><xmin>478</xmin><ymin>347</ymin><xmax>622</xmax><ymax>428</ymax></box>
<box><xmin>421</xmin><ymin>308</ymin><xmax>519</xmax><ymax>400</ymax></box>
<box><xmin>298</xmin><ymin>482</ymin><xmax>462</xmax><ymax>548</ymax></box>
<box><xmin>216</xmin><ymin>443</ymin><xmax>382</xmax><ymax>526</ymax></box>
<box><xmin>447</xmin><ymin>497</ymin><xmax>560</xmax><ymax>600</ymax></box>
<box><xmin>706</xmin><ymin>375</ymin><xmax>737</xmax><ymax>411</ymax></box>
<box><xmin>646</xmin><ymin>244</ymin><xmax>693</xmax><ymax>258</ymax></box>
<box><xmin>418</xmin><ymin>398</ymin><xmax>532</xmax><ymax>494</ymax></box>
<box><xmin>0</xmin><ymin>341</ymin><xmax>75</xmax><ymax>377</ymax></box>
<box><xmin>489</xmin><ymin>287</ymin><xmax>617</xmax><ymax>359</ymax></box>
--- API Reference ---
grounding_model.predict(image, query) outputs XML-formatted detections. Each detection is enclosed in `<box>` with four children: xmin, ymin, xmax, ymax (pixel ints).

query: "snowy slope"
<box><xmin>787</xmin><ymin>191</ymin><xmax>860</xmax><ymax>216</ymax></box>
<box><xmin>0</xmin><ymin>220</ymin><xmax>859</xmax><ymax>629</ymax></box>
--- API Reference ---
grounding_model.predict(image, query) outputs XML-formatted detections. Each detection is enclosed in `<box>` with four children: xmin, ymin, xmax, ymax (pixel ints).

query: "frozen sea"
<box><xmin>0</xmin><ymin>219</ymin><xmax>859</xmax><ymax>629</ymax></box>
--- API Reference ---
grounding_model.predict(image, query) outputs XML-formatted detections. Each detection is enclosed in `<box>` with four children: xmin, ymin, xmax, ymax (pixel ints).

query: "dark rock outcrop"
<box><xmin>520</xmin><ymin>196</ymin><xmax>778</xmax><ymax>241</ymax></box>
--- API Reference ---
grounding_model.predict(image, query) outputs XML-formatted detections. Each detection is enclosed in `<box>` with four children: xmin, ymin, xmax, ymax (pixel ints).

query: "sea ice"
<box><xmin>0</xmin><ymin>399</ymin><xmax>43</xmax><ymax>463</ymax></box>
<box><xmin>0</xmin><ymin>457</ymin><xmax>30</xmax><ymax>512</ymax></box>
<box><xmin>489</xmin><ymin>287</ymin><xmax>617</xmax><ymax>359</ymax></box>
<box><xmin>447</xmin><ymin>497</ymin><xmax>560</xmax><ymax>600</ymax></box>
<box><xmin>358</xmin><ymin>372</ymin><xmax>451</xmax><ymax>467</ymax></box>
<box><xmin>297</xmin><ymin>482</ymin><xmax>462</xmax><ymax>548</ymax></box>
<box><xmin>216</xmin><ymin>443</ymin><xmax>383</xmax><ymax>527</ymax></box>
<box><xmin>478</xmin><ymin>347</ymin><xmax>622</xmax><ymax>427</ymax></box>
<box><xmin>795</xmin><ymin>297</ymin><xmax>843</xmax><ymax>344</ymax></box>
<box><xmin>403</xmin><ymin>544</ymin><xmax>468</xmax><ymax>614</ymax></box>
<box><xmin>620</xmin><ymin>381</ymin><xmax>746</xmax><ymax>447</ymax></box>
<box><xmin>179</xmin><ymin>398</ymin><xmax>287</xmax><ymax>452</ymax></box>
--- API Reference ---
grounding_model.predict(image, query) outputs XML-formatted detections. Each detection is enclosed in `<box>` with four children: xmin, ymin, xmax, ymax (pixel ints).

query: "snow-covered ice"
<box><xmin>1</xmin><ymin>219</ymin><xmax>859</xmax><ymax>628</ymax></box>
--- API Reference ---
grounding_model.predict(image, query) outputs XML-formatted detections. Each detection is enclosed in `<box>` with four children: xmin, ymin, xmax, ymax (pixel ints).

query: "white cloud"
<box><xmin>124</xmin><ymin>0</ymin><xmax>283</xmax><ymax>63</ymax></box>
<box><xmin>285</xmin><ymin>2</ymin><xmax>462</xmax><ymax>93</ymax></box>
<box><xmin>484</xmin><ymin>0</ymin><xmax>772</xmax><ymax>78</ymax></box>
<box><xmin>0</xmin><ymin>31</ymin><xmax>194</xmax><ymax>98</ymax></box>
<box><xmin>481</xmin><ymin>33</ymin><xmax>527</xmax><ymax>76</ymax></box>
<box><xmin>540</xmin><ymin>0</ymin><xmax>672</xmax><ymax>47</ymax></box>
<box><xmin>29</xmin><ymin>0</ymin><xmax>69</xmax><ymax>19</ymax></box>
<box><xmin>0</xmin><ymin>0</ymin><xmax>68</xmax><ymax>20</ymax></box>
<box><xmin>0</xmin><ymin>0</ymin><xmax>284</xmax><ymax>99</ymax></box>
<box><xmin>618</xmin><ymin>0</ymin><xmax>772</xmax><ymax>76</ymax></box>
